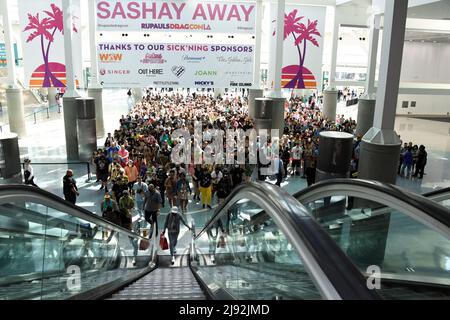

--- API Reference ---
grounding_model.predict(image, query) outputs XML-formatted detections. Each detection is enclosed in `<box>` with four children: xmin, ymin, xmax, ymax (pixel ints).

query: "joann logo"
<box><xmin>195</xmin><ymin>81</ymin><xmax>214</xmax><ymax>86</ymax></box>
<box><xmin>99</xmin><ymin>53</ymin><xmax>123</xmax><ymax>62</ymax></box>
<box><xmin>139</xmin><ymin>69</ymin><xmax>163</xmax><ymax>76</ymax></box>
<box><xmin>194</xmin><ymin>70</ymin><xmax>217</xmax><ymax>76</ymax></box>
<box><xmin>172</xmin><ymin>66</ymin><xmax>186</xmax><ymax>78</ymax></box>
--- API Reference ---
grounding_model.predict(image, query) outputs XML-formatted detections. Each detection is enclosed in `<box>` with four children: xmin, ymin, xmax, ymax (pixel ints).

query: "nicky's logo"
<box><xmin>99</xmin><ymin>53</ymin><xmax>123</xmax><ymax>62</ymax></box>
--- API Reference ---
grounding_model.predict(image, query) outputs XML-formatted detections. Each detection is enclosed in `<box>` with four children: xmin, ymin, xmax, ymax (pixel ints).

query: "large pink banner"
<box><xmin>96</xmin><ymin>0</ymin><xmax>256</xmax><ymax>34</ymax></box>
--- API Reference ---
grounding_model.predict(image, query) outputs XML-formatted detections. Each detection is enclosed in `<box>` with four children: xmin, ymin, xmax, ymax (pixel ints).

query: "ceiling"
<box><xmin>407</xmin><ymin>0</ymin><xmax>450</xmax><ymax>20</ymax></box>
<box><xmin>405</xmin><ymin>30</ymin><xmax>450</xmax><ymax>43</ymax></box>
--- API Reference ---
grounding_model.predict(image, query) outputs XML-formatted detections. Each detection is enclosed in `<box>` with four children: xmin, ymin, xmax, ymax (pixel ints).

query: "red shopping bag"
<box><xmin>159</xmin><ymin>233</ymin><xmax>169</xmax><ymax>250</ymax></box>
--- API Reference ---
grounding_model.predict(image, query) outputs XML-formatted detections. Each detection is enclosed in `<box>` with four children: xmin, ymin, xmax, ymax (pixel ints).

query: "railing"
<box><xmin>20</xmin><ymin>161</ymin><xmax>93</xmax><ymax>183</ymax></box>
<box><xmin>0</xmin><ymin>104</ymin><xmax>61</xmax><ymax>133</ymax></box>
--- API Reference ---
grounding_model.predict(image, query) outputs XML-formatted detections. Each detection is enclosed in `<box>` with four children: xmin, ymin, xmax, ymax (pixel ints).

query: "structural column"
<box><xmin>356</xmin><ymin>14</ymin><xmax>380</xmax><ymax>137</ymax></box>
<box><xmin>87</xmin><ymin>0</ymin><xmax>105</xmax><ymax>138</ymax></box>
<box><xmin>1</xmin><ymin>0</ymin><xmax>26</xmax><ymax>138</ymax></box>
<box><xmin>358</xmin><ymin>0</ymin><xmax>408</xmax><ymax>184</ymax></box>
<box><xmin>261</xmin><ymin>0</ymin><xmax>285</xmax><ymax>138</ymax></box>
<box><xmin>322</xmin><ymin>8</ymin><xmax>339</xmax><ymax>123</ymax></box>
<box><xmin>62</xmin><ymin>0</ymin><xmax>81</xmax><ymax>161</ymax></box>
<box><xmin>47</xmin><ymin>87</ymin><xmax>58</xmax><ymax>108</ymax></box>
<box><xmin>133</xmin><ymin>88</ymin><xmax>143</xmax><ymax>102</ymax></box>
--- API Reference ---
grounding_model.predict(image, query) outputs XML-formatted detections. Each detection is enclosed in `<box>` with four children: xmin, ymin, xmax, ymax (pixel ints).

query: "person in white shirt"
<box><xmin>24</xmin><ymin>158</ymin><xmax>38</xmax><ymax>187</ymax></box>
<box><xmin>211</xmin><ymin>166</ymin><xmax>223</xmax><ymax>201</ymax></box>
<box><xmin>132</xmin><ymin>177</ymin><xmax>148</xmax><ymax>217</ymax></box>
<box><xmin>291</xmin><ymin>143</ymin><xmax>303</xmax><ymax>176</ymax></box>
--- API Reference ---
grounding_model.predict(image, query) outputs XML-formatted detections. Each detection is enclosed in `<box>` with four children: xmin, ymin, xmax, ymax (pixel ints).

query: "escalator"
<box><xmin>293</xmin><ymin>179</ymin><xmax>450</xmax><ymax>300</ymax></box>
<box><xmin>1</xmin><ymin>180</ymin><xmax>449</xmax><ymax>300</ymax></box>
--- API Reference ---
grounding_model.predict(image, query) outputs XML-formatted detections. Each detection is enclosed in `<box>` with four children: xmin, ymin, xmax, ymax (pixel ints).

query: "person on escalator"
<box><xmin>162</xmin><ymin>206</ymin><xmax>192</xmax><ymax>265</ymax></box>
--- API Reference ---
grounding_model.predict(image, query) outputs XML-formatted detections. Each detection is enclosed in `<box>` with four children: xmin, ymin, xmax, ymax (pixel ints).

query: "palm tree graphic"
<box><xmin>274</xmin><ymin>9</ymin><xmax>322</xmax><ymax>89</ymax></box>
<box><xmin>23</xmin><ymin>4</ymin><xmax>78</xmax><ymax>88</ymax></box>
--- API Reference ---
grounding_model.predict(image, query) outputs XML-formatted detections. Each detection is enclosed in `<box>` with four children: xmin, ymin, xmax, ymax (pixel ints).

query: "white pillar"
<box><xmin>62</xmin><ymin>0</ymin><xmax>79</xmax><ymax>98</ymax></box>
<box><xmin>1</xmin><ymin>0</ymin><xmax>27</xmax><ymax>138</ymax></box>
<box><xmin>358</xmin><ymin>0</ymin><xmax>408</xmax><ymax>185</ymax></box>
<box><xmin>88</xmin><ymin>0</ymin><xmax>99</xmax><ymax>88</ymax></box>
<box><xmin>87</xmin><ymin>0</ymin><xmax>105</xmax><ymax>138</ymax></box>
<box><xmin>267</xmin><ymin>0</ymin><xmax>285</xmax><ymax>98</ymax></box>
<box><xmin>322</xmin><ymin>7</ymin><xmax>339</xmax><ymax>123</ymax></box>
<box><xmin>356</xmin><ymin>13</ymin><xmax>381</xmax><ymax>137</ymax></box>
<box><xmin>328</xmin><ymin>7</ymin><xmax>340</xmax><ymax>89</ymax></box>
<box><xmin>252</xmin><ymin>0</ymin><xmax>263</xmax><ymax>89</ymax></box>
<box><xmin>62</xmin><ymin>0</ymin><xmax>81</xmax><ymax>160</ymax></box>
<box><xmin>365</xmin><ymin>14</ymin><xmax>381</xmax><ymax>98</ymax></box>
<box><xmin>1</xmin><ymin>0</ymin><xmax>16</xmax><ymax>87</ymax></box>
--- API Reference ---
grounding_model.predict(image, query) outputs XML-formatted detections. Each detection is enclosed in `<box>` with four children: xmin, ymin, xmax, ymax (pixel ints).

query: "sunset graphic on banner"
<box><xmin>272</xmin><ymin>5</ymin><xmax>326</xmax><ymax>90</ymax></box>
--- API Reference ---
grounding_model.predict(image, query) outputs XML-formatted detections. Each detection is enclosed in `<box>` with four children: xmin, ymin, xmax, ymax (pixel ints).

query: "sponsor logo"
<box><xmin>153</xmin><ymin>81</ymin><xmax>179</xmax><ymax>86</ymax></box>
<box><xmin>140</xmin><ymin>53</ymin><xmax>166</xmax><ymax>64</ymax></box>
<box><xmin>225</xmin><ymin>71</ymin><xmax>252</xmax><ymax>76</ymax></box>
<box><xmin>172</xmin><ymin>66</ymin><xmax>186</xmax><ymax>78</ymax></box>
<box><xmin>182</xmin><ymin>55</ymin><xmax>206</xmax><ymax>63</ymax></box>
<box><xmin>194</xmin><ymin>70</ymin><xmax>218</xmax><ymax>77</ymax></box>
<box><xmin>99</xmin><ymin>69</ymin><xmax>130</xmax><ymax>75</ymax></box>
<box><xmin>99</xmin><ymin>69</ymin><xmax>106</xmax><ymax>76</ymax></box>
<box><xmin>99</xmin><ymin>53</ymin><xmax>123</xmax><ymax>62</ymax></box>
<box><xmin>141</xmin><ymin>23</ymin><xmax>212</xmax><ymax>31</ymax></box>
<box><xmin>195</xmin><ymin>81</ymin><xmax>214</xmax><ymax>86</ymax></box>
<box><xmin>138</xmin><ymin>69</ymin><xmax>164</xmax><ymax>76</ymax></box>
<box><xmin>230</xmin><ymin>81</ymin><xmax>252</xmax><ymax>87</ymax></box>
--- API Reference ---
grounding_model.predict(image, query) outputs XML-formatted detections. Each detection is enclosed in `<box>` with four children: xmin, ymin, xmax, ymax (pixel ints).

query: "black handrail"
<box><xmin>195</xmin><ymin>181</ymin><xmax>379</xmax><ymax>300</ymax></box>
<box><xmin>0</xmin><ymin>104</ymin><xmax>61</xmax><ymax>132</ymax></box>
<box><xmin>423</xmin><ymin>187</ymin><xmax>450</xmax><ymax>198</ymax></box>
<box><xmin>0</xmin><ymin>184</ymin><xmax>144</xmax><ymax>241</ymax></box>
<box><xmin>293</xmin><ymin>179</ymin><xmax>450</xmax><ymax>229</ymax></box>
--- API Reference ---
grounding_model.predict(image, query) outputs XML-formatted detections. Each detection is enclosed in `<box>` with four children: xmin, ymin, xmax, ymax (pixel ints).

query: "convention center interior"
<box><xmin>0</xmin><ymin>0</ymin><xmax>449</xmax><ymax>301</ymax></box>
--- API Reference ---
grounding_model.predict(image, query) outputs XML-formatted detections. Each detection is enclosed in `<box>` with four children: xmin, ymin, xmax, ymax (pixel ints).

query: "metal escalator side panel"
<box><xmin>194</xmin><ymin>181</ymin><xmax>379</xmax><ymax>300</ymax></box>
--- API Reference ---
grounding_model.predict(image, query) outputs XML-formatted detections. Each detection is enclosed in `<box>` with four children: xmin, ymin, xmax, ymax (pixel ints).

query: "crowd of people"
<box><xmin>21</xmin><ymin>87</ymin><xmax>431</xmax><ymax>262</ymax></box>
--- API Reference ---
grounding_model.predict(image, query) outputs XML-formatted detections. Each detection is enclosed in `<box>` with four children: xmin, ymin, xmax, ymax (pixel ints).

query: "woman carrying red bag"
<box><xmin>162</xmin><ymin>206</ymin><xmax>192</xmax><ymax>265</ymax></box>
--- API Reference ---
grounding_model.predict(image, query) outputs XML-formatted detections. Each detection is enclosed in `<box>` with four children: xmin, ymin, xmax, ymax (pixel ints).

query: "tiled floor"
<box><xmin>1</xmin><ymin>90</ymin><xmax>449</xmax><ymax>256</ymax></box>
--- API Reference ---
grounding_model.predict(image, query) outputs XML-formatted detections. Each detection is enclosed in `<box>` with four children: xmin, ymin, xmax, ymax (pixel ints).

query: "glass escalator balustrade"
<box><xmin>192</xmin><ymin>199</ymin><xmax>322</xmax><ymax>300</ymax></box>
<box><xmin>300</xmin><ymin>194</ymin><xmax>450</xmax><ymax>300</ymax></box>
<box><xmin>0</xmin><ymin>200</ymin><xmax>153</xmax><ymax>300</ymax></box>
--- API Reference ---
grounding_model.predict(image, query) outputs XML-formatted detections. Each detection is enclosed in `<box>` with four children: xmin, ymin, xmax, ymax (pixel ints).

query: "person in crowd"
<box><xmin>291</xmin><ymin>142</ymin><xmax>302</xmax><ymax>176</ymax></box>
<box><xmin>413</xmin><ymin>145</ymin><xmax>428</xmax><ymax>179</ymax></box>
<box><xmin>199</xmin><ymin>166</ymin><xmax>213</xmax><ymax>210</ymax></box>
<box><xmin>118</xmin><ymin>145</ymin><xmax>130</xmax><ymax>167</ymax></box>
<box><xmin>101</xmin><ymin>193</ymin><xmax>120</xmax><ymax>225</ymax></box>
<box><xmin>412</xmin><ymin>145</ymin><xmax>419</xmax><ymax>173</ymax></box>
<box><xmin>275</xmin><ymin>156</ymin><xmax>285</xmax><ymax>187</ymax></box>
<box><xmin>401</xmin><ymin>147</ymin><xmax>413</xmax><ymax>178</ymax></box>
<box><xmin>191</xmin><ymin>164</ymin><xmax>201</xmax><ymax>202</ymax></box>
<box><xmin>165</xmin><ymin>169</ymin><xmax>178</xmax><ymax>208</ymax></box>
<box><xmin>162</xmin><ymin>206</ymin><xmax>192</xmax><ymax>265</ymax></box>
<box><xmin>217</xmin><ymin>168</ymin><xmax>233</xmax><ymax>204</ymax></box>
<box><xmin>156</xmin><ymin>165</ymin><xmax>167</xmax><ymax>208</ymax></box>
<box><xmin>132</xmin><ymin>176</ymin><xmax>148</xmax><ymax>217</ymax></box>
<box><xmin>63</xmin><ymin>169</ymin><xmax>79</xmax><ymax>205</ymax></box>
<box><xmin>24</xmin><ymin>158</ymin><xmax>38</xmax><ymax>187</ymax></box>
<box><xmin>95</xmin><ymin>152</ymin><xmax>110</xmax><ymax>192</ymax></box>
<box><xmin>125</xmin><ymin>160</ymin><xmax>139</xmax><ymax>191</ymax></box>
<box><xmin>176</xmin><ymin>172</ymin><xmax>191</xmax><ymax>214</ymax></box>
<box><xmin>211</xmin><ymin>166</ymin><xmax>223</xmax><ymax>202</ymax></box>
<box><xmin>104</xmin><ymin>133</ymin><xmax>115</xmax><ymax>149</ymax></box>
<box><xmin>143</xmin><ymin>184</ymin><xmax>162</xmax><ymax>238</ymax></box>
<box><xmin>119</xmin><ymin>190</ymin><xmax>134</xmax><ymax>230</ymax></box>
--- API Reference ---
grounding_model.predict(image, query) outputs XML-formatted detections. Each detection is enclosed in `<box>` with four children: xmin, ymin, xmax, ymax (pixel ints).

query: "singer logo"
<box><xmin>99</xmin><ymin>53</ymin><xmax>123</xmax><ymax>62</ymax></box>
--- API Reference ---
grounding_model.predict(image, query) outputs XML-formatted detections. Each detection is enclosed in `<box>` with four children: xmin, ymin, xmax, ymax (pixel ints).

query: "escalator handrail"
<box><xmin>294</xmin><ymin>179</ymin><xmax>450</xmax><ymax>230</ymax></box>
<box><xmin>423</xmin><ymin>186</ymin><xmax>450</xmax><ymax>201</ymax></box>
<box><xmin>0</xmin><ymin>184</ymin><xmax>146</xmax><ymax>241</ymax></box>
<box><xmin>195</xmin><ymin>181</ymin><xmax>379</xmax><ymax>300</ymax></box>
